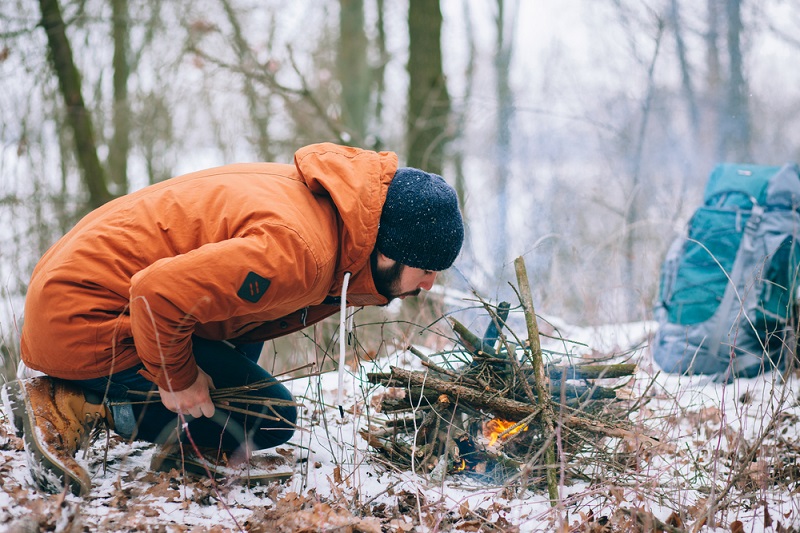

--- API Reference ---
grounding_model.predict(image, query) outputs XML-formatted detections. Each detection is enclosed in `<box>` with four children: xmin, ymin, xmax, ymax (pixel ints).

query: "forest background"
<box><xmin>1</xmin><ymin>0</ymin><xmax>800</xmax><ymax>373</ymax></box>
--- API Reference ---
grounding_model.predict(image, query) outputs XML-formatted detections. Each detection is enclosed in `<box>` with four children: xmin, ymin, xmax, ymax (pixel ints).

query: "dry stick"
<box><xmin>495</xmin><ymin>410</ymin><xmax>539</xmax><ymax>448</ymax></box>
<box><xmin>513</xmin><ymin>256</ymin><xmax>559</xmax><ymax>506</ymax></box>
<box><xmin>408</xmin><ymin>345</ymin><xmax>433</xmax><ymax>364</ymax></box>
<box><xmin>368</xmin><ymin>366</ymin><xmax>544</xmax><ymax>421</ymax></box>
<box><xmin>546</xmin><ymin>363</ymin><xmax>638</xmax><ymax>380</ymax></box>
<box><xmin>420</xmin><ymin>360</ymin><xmax>483</xmax><ymax>388</ymax></box>
<box><xmin>474</xmin><ymin>294</ymin><xmax>539</xmax><ymax>409</ymax></box>
<box><xmin>564</xmin><ymin>414</ymin><xmax>659</xmax><ymax>446</ymax></box>
<box><xmin>449</xmin><ymin>318</ymin><xmax>485</xmax><ymax>355</ymax></box>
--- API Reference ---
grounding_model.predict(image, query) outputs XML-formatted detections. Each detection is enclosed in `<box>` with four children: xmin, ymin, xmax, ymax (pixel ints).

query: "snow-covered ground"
<box><xmin>1</xmin><ymin>318</ymin><xmax>799</xmax><ymax>532</ymax></box>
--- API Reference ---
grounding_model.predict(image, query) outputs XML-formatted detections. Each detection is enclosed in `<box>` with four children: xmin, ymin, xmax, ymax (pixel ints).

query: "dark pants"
<box><xmin>73</xmin><ymin>337</ymin><xmax>297</xmax><ymax>452</ymax></box>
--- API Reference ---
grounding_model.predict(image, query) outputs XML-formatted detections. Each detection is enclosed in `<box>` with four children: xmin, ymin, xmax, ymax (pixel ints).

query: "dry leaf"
<box><xmin>666</xmin><ymin>511</ymin><xmax>683</xmax><ymax>528</ymax></box>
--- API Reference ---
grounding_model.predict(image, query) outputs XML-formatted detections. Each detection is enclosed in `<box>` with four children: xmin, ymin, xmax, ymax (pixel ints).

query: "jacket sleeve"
<box><xmin>129</xmin><ymin>229</ymin><xmax>320</xmax><ymax>390</ymax></box>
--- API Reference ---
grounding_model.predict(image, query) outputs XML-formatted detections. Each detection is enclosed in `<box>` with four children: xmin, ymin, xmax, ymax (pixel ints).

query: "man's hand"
<box><xmin>158</xmin><ymin>368</ymin><xmax>216</xmax><ymax>419</ymax></box>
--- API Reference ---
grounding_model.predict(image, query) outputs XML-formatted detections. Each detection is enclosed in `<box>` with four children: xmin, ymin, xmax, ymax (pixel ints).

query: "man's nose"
<box><xmin>418</xmin><ymin>272</ymin><xmax>437</xmax><ymax>291</ymax></box>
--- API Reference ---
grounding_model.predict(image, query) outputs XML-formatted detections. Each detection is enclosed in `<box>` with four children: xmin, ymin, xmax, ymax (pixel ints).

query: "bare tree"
<box><xmin>108</xmin><ymin>0</ymin><xmax>131</xmax><ymax>194</ymax></box>
<box><xmin>220</xmin><ymin>0</ymin><xmax>275</xmax><ymax>161</ymax></box>
<box><xmin>371</xmin><ymin>0</ymin><xmax>388</xmax><ymax>150</ymax></box>
<box><xmin>406</xmin><ymin>0</ymin><xmax>450</xmax><ymax>174</ymax></box>
<box><xmin>451</xmin><ymin>0</ymin><xmax>476</xmax><ymax>211</ymax></box>
<box><xmin>717</xmin><ymin>0</ymin><xmax>751</xmax><ymax>161</ymax></box>
<box><xmin>337</xmin><ymin>0</ymin><xmax>369</xmax><ymax>145</ymax></box>
<box><xmin>491</xmin><ymin>0</ymin><xmax>518</xmax><ymax>270</ymax></box>
<box><xmin>38</xmin><ymin>0</ymin><xmax>111</xmax><ymax>209</ymax></box>
<box><xmin>705</xmin><ymin>0</ymin><xmax>722</xmax><ymax>92</ymax></box>
<box><xmin>622</xmin><ymin>14</ymin><xmax>665</xmax><ymax>320</ymax></box>
<box><xmin>669</xmin><ymin>0</ymin><xmax>700</xmax><ymax>139</ymax></box>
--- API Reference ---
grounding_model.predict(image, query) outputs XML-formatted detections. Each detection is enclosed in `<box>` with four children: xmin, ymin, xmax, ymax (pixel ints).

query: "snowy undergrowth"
<box><xmin>1</xmin><ymin>319</ymin><xmax>799</xmax><ymax>532</ymax></box>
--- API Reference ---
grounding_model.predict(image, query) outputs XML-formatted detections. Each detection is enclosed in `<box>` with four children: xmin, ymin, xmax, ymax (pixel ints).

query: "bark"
<box><xmin>717</xmin><ymin>0</ymin><xmax>751</xmax><ymax>161</ymax></box>
<box><xmin>406</xmin><ymin>0</ymin><xmax>450</xmax><ymax>174</ymax></box>
<box><xmin>221</xmin><ymin>0</ymin><xmax>273</xmax><ymax>161</ymax></box>
<box><xmin>514</xmin><ymin>256</ymin><xmax>558</xmax><ymax>504</ymax></box>
<box><xmin>368</xmin><ymin>366</ymin><xmax>545</xmax><ymax>421</ymax></box>
<box><xmin>371</xmin><ymin>0</ymin><xmax>387</xmax><ymax>150</ymax></box>
<box><xmin>623</xmin><ymin>18</ymin><xmax>663</xmax><ymax>320</ymax></box>
<box><xmin>376</xmin><ymin>382</ymin><xmax>616</xmax><ymax>415</ymax></box>
<box><xmin>338</xmin><ymin>0</ymin><xmax>369</xmax><ymax>145</ymax></box>
<box><xmin>705</xmin><ymin>0</ymin><xmax>722</xmax><ymax>91</ymax></box>
<box><xmin>39</xmin><ymin>0</ymin><xmax>111</xmax><ymax>208</ymax></box>
<box><xmin>449</xmin><ymin>317</ymin><xmax>484</xmax><ymax>355</ymax></box>
<box><xmin>450</xmin><ymin>0</ymin><xmax>475</xmax><ymax>237</ymax></box>
<box><xmin>669</xmin><ymin>0</ymin><xmax>699</xmax><ymax>137</ymax></box>
<box><xmin>492</xmin><ymin>0</ymin><xmax>516</xmax><ymax>268</ymax></box>
<box><xmin>546</xmin><ymin>363</ymin><xmax>637</xmax><ymax>380</ymax></box>
<box><xmin>109</xmin><ymin>0</ymin><xmax>130</xmax><ymax>194</ymax></box>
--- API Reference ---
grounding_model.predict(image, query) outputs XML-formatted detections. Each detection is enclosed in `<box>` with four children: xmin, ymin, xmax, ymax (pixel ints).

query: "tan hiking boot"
<box><xmin>5</xmin><ymin>377</ymin><xmax>113</xmax><ymax>496</ymax></box>
<box><xmin>150</xmin><ymin>442</ymin><xmax>293</xmax><ymax>486</ymax></box>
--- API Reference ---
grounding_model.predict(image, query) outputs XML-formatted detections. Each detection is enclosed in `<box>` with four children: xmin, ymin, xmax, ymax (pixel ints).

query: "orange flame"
<box><xmin>483</xmin><ymin>418</ymin><xmax>528</xmax><ymax>446</ymax></box>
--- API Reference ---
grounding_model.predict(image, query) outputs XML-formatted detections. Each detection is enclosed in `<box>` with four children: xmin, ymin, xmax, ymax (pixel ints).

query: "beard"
<box><xmin>371</xmin><ymin>250</ymin><xmax>421</xmax><ymax>303</ymax></box>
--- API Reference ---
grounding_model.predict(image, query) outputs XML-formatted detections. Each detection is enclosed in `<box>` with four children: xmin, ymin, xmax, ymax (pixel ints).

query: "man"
<box><xmin>3</xmin><ymin>142</ymin><xmax>464</xmax><ymax>496</ymax></box>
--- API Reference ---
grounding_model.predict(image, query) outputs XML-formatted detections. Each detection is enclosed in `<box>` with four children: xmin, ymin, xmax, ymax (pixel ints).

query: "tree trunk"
<box><xmin>493</xmin><ymin>0</ymin><xmax>515</xmax><ymax>269</ymax></box>
<box><xmin>338</xmin><ymin>0</ymin><xmax>369</xmax><ymax>145</ymax></box>
<box><xmin>406</xmin><ymin>0</ymin><xmax>450</xmax><ymax>175</ymax></box>
<box><xmin>669</xmin><ymin>0</ymin><xmax>699</xmax><ymax>138</ymax></box>
<box><xmin>109</xmin><ymin>0</ymin><xmax>130</xmax><ymax>194</ymax></box>
<box><xmin>371</xmin><ymin>0</ymin><xmax>387</xmax><ymax>150</ymax></box>
<box><xmin>717</xmin><ymin>0</ymin><xmax>751</xmax><ymax>161</ymax></box>
<box><xmin>221</xmin><ymin>0</ymin><xmax>274</xmax><ymax>161</ymax></box>
<box><xmin>623</xmin><ymin>19</ymin><xmax>663</xmax><ymax>320</ymax></box>
<box><xmin>705</xmin><ymin>0</ymin><xmax>722</xmax><ymax>92</ymax></box>
<box><xmin>449</xmin><ymin>0</ymin><xmax>475</xmax><ymax>262</ymax></box>
<box><xmin>39</xmin><ymin>0</ymin><xmax>111</xmax><ymax>209</ymax></box>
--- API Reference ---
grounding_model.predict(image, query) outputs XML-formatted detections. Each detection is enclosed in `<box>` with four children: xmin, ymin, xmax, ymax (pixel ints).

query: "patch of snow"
<box><xmin>0</xmin><ymin>319</ymin><xmax>799</xmax><ymax>532</ymax></box>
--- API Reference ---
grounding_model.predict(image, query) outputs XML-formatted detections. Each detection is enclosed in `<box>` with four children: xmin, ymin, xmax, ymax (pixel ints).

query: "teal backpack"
<box><xmin>653</xmin><ymin>163</ymin><xmax>800</xmax><ymax>378</ymax></box>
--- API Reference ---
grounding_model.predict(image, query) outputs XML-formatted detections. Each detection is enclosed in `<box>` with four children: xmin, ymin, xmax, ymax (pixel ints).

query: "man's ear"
<box><xmin>375</xmin><ymin>251</ymin><xmax>396</xmax><ymax>270</ymax></box>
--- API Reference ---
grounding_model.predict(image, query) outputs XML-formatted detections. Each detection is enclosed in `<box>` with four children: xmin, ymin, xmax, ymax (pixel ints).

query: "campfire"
<box><xmin>484</xmin><ymin>418</ymin><xmax>528</xmax><ymax>447</ymax></box>
<box><xmin>360</xmin><ymin>258</ymin><xmax>653</xmax><ymax>495</ymax></box>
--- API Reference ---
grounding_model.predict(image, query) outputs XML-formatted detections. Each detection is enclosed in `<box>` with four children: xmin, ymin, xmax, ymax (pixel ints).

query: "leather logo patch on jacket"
<box><xmin>238</xmin><ymin>272</ymin><xmax>271</xmax><ymax>303</ymax></box>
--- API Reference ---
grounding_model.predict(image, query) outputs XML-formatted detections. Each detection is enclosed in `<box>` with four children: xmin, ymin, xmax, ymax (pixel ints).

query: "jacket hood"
<box><xmin>294</xmin><ymin>143</ymin><xmax>398</xmax><ymax>281</ymax></box>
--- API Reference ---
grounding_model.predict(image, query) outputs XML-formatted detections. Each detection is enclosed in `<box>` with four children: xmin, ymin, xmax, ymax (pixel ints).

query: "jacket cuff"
<box><xmin>137</xmin><ymin>358</ymin><xmax>199</xmax><ymax>391</ymax></box>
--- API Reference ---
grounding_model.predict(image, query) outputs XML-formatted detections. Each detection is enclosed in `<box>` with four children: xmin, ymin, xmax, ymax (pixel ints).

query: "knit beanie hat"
<box><xmin>376</xmin><ymin>167</ymin><xmax>464</xmax><ymax>271</ymax></box>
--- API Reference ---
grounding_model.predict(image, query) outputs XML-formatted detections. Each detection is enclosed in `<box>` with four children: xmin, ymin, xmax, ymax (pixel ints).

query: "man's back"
<box><xmin>21</xmin><ymin>144</ymin><xmax>398</xmax><ymax>388</ymax></box>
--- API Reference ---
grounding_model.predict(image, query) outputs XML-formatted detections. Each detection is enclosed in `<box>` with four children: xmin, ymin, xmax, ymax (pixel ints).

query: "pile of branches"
<box><xmin>361</xmin><ymin>258</ymin><xmax>654</xmax><ymax>497</ymax></box>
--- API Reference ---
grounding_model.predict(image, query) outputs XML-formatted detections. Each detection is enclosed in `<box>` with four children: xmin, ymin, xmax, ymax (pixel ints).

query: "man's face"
<box><xmin>373</xmin><ymin>252</ymin><xmax>438</xmax><ymax>302</ymax></box>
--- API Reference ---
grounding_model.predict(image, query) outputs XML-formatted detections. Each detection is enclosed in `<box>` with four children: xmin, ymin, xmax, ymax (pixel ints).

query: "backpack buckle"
<box><xmin>745</xmin><ymin>204</ymin><xmax>764</xmax><ymax>231</ymax></box>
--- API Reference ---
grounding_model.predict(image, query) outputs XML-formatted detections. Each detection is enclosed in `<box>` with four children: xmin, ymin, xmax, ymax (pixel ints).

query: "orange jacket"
<box><xmin>21</xmin><ymin>143</ymin><xmax>397</xmax><ymax>390</ymax></box>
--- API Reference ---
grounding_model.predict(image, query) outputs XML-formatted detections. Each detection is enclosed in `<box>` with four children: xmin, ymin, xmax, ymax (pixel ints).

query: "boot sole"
<box><xmin>1</xmin><ymin>381</ymin><xmax>24</xmax><ymax>438</ymax></box>
<box><xmin>11</xmin><ymin>379</ymin><xmax>91</xmax><ymax>496</ymax></box>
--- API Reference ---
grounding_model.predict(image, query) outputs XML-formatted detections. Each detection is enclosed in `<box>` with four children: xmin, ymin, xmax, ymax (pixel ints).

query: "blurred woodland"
<box><xmin>1</xmin><ymin>0</ymin><xmax>800</xmax><ymax>365</ymax></box>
